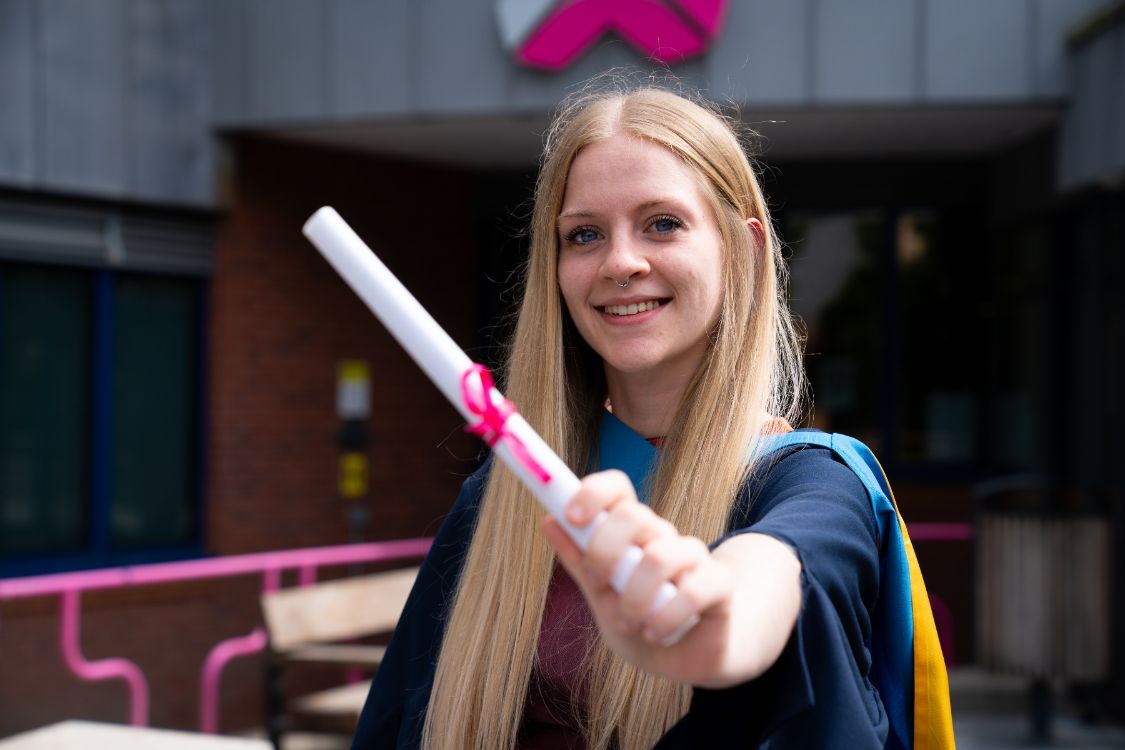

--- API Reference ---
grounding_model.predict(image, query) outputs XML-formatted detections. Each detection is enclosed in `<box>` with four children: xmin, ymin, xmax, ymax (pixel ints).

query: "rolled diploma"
<box><xmin>303</xmin><ymin>207</ymin><xmax>691</xmax><ymax>637</ymax></box>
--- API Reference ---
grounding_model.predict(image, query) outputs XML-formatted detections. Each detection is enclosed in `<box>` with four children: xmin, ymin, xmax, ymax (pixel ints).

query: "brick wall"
<box><xmin>207</xmin><ymin>136</ymin><xmax>481</xmax><ymax>553</ymax></box>
<box><xmin>0</xmin><ymin>137</ymin><xmax>484</xmax><ymax>737</ymax></box>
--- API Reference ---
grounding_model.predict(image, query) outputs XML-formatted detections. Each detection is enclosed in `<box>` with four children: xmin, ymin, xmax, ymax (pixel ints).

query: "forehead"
<box><xmin>560</xmin><ymin>133</ymin><xmax>708</xmax><ymax>213</ymax></box>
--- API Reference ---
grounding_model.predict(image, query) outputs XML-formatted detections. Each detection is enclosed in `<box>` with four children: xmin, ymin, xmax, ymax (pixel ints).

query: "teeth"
<box><xmin>603</xmin><ymin>300</ymin><xmax>662</xmax><ymax>316</ymax></box>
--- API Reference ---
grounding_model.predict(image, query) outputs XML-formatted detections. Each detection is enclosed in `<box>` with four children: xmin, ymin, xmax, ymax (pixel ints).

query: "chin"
<box><xmin>602</xmin><ymin>353</ymin><xmax>666</xmax><ymax>376</ymax></box>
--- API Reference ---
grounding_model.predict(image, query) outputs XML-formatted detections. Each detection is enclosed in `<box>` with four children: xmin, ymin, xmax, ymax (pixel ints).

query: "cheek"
<box><xmin>556</xmin><ymin>256</ymin><xmax>587</xmax><ymax>313</ymax></box>
<box><xmin>699</xmin><ymin>248</ymin><xmax>727</xmax><ymax>321</ymax></box>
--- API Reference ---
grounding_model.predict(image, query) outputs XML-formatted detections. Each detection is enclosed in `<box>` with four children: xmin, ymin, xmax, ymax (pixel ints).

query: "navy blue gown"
<box><xmin>351</xmin><ymin>413</ymin><xmax>888</xmax><ymax>748</ymax></box>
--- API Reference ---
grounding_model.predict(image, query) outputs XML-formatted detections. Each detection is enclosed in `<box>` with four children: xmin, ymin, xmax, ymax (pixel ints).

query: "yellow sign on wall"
<box><xmin>338</xmin><ymin>452</ymin><xmax>368</xmax><ymax>498</ymax></box>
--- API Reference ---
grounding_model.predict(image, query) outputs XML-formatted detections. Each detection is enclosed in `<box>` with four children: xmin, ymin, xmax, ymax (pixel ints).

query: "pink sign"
<box><xmin>496</xmin><ymin>0</ymin><xmax>729</xmax><ymax>71</ymax></box>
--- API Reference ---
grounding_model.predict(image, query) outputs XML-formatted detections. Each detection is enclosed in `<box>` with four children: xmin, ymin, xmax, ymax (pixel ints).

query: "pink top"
<box><xmin>519</xmin><ymin>565</ymin><xmax>593</xmax><ymax>749</ymax></box>
<box><xmin>518</xmin><ymin>435</ymin><xmax>671</xmax><ymax>748</ymax></box>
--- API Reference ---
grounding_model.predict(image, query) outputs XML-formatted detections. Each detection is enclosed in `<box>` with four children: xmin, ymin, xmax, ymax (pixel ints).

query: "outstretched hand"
<box><xmin>541</xmin><ymin>469</ymin><xmax>802</xmax><ymax>689</ymax></box>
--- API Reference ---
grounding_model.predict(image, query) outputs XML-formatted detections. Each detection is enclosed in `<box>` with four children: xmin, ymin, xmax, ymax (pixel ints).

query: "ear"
<box><xmin>745</xmin><ymin>217</ymin><xmax>766</xmax><ymax>249</ymax></box>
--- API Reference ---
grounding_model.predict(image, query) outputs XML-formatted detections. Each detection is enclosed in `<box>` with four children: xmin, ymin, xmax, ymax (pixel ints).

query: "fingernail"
<box><xmin>567</xmin><ymin>504</ymin><xmax>586</xmax><ymax>524</ymax></box>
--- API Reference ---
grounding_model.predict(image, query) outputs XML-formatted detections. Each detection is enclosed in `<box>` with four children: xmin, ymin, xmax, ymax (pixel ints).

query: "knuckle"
<box><xmin>677</xmin><ymin>587</ymin><xmax>704</xmax><ymax>615</ymax></box>
<box><xmin>608</xmin><ymin>503</ymin><xmax>638</xmax><ymax>525</ymax></box>
<box><xmin>643</xmin><ymin>540</ymin><xmax>677</xmax><ymax>571</ymax></box>
<box><xmin>684</xmin><ymin>536</ymin><xmax>710</xmax><ymax>558</ymax></box>
<box><xmin>674</xmin><ymin>574</ymin><xmax>706</xmax><ymax>610</ymax></box>
<box><xmin>604</xmin><ymin>468</ymin><xmax>631</xmax><ymax>486</ymax></box>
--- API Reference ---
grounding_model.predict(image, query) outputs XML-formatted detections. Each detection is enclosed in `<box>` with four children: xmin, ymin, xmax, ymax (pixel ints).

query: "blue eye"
<box><xmin>650</xmin><ymin>215</ymin><xmax>682</xmax><ymax>234</ymax></box>
<box><xmin>565</xmin><ymin>226</ymin><xmax>600</xmax><ymax>245</ymax></box>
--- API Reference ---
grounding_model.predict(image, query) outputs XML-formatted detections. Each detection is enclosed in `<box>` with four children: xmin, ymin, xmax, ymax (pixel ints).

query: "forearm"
<box><xmin>698</xmin><ymin>532</ymin><xmax>802</xmax><ymax>688</ymax></box>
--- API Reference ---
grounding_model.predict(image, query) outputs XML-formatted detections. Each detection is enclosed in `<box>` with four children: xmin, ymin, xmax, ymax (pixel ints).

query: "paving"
<box><xmin>951</xmin><ymin>668</ymin><xmax>1125</xmax><ymax>749</ymax></box>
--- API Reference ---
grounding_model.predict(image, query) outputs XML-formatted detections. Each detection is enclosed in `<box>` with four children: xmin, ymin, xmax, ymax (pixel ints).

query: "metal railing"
<box><xmin>910</xmin><ymin>521</ymin><xmax>972</xmax><ymax>665</ymax></box>
<box><xmin>0</xmin><ymin>523</ymin><xmax>968</xmax><ymax>734</ymax></box>
<box><xmin>0</xmin><ymin>538</ymin><xmax>431</xmax><ymax>733</ymax></box>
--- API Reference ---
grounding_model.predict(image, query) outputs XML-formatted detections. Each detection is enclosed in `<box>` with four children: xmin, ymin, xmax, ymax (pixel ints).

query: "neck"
<box><xmin>605</xmin><ymin>365</ymin><xmax>695</xmax><ymax>438</ymax></box>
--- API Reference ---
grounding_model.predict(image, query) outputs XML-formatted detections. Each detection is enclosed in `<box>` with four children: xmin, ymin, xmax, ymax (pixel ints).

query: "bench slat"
<box><xmin>260</xmin><ymin>567</ymin><xmax>418</xmax><ymax>651</ymax></box>
<box><xmin>281</xmin><ymin>644</ymin><xmax>386</xmax><ymax>666</ymax></box>
<box><xmin>290</xmin><ymin>679</ymin><xmax>372</xmax><ymax>716</ymax></box>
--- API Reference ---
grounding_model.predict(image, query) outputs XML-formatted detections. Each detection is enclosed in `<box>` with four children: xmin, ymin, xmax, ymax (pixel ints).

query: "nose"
<box><xmin>599</xmin><ymin>231</ymin><xmax>649</xmax><ymax>286</ymax></box>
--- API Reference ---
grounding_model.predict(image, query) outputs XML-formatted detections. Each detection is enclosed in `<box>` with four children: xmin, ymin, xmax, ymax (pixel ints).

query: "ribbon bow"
<box><xmin>461</xmin><ymin>364</ymin><xmax>552</xmax><ymax>484</ymax></box>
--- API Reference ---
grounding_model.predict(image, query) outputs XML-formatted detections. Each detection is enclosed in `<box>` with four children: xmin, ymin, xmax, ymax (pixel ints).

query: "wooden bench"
<box><xmin>259</xmin><ymin>567</ymin><xmax>419</xmax><ymax>749</ymax></box>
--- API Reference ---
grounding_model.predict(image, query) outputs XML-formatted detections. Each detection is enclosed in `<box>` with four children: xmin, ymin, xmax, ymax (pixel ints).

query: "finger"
<box><xmin>584</xmin><ymin>502</ymin><xmax>674</xmax><ymax>585</ymax></box>
<box><xmin>618</xmin><ymin>535</ymin><xmax>709</xmax><ymax>625</ymax></box>
<box><xmin>642</xmin><ymin>560</ymin><xmax>733</xmax><ymax>647</ymax></box>
<box><xmin>543</xmin><ymin>516</ymin><xmax>630</xmax><ymax>627</ymax></box>
<box><xmin>564</xmin><ymin>470</ymin><xmax>636</xmax><ymax>527</ymax></box>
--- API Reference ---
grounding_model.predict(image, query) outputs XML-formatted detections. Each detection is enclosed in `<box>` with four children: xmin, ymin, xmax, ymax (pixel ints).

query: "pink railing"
<box><xmin>0</xmin><ymin>538</ymin><xmax>432</xmax><ymax>733</ymax></box>
<box><xmin>907</xmin><ymin>522</ymin><xmax>974</xmax><ymax>542</ymax></box>
<box><xmin>0</xmin><ymin>523</ymin><xmax>969</xmax><ymax>731</ymax></box>
<box><xmin>910</xmin><ymin>521</ymin><xmax>974</xmax><ymax>665</ymax></box>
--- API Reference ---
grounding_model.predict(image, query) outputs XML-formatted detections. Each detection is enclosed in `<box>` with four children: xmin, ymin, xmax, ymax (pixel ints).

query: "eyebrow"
<box><xmin>558</xmin><ymin>198</ymin><xmax>686</xmax><ymax>222</ymax></box>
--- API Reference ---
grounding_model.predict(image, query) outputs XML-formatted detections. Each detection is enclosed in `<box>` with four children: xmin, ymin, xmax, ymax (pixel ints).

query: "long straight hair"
<box><xmin>423</xmin><ymin>83</ymin><xmax>807</xmax><ymax>750</ymax></box>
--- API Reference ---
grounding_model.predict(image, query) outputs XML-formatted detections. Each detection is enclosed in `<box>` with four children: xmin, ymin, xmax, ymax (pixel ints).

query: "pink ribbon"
<box><xmin>461</xmin><ymin>364</ymin><xmax>552</xmax><ymax>484</ymax></box>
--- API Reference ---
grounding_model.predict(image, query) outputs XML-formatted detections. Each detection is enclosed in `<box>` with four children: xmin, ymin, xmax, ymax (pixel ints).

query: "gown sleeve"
<box><xmin>657</xmin><ymin>445</ymin><xmax>888</xmax><ymax>749</ymax></box>
<box><xmin>350</xmin><ymin>460</ymin><xmax>489</xmax><ymax>750</ymax></box>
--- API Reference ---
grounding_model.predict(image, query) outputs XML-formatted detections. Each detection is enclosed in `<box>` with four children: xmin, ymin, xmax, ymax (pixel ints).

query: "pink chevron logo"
<box><xmin>495</xmin><ymin>0</ymin><xmax>728</xmax><ymax>71</ymax></box>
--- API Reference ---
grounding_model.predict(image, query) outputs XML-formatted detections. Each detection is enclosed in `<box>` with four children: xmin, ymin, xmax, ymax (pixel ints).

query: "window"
<box><xmin>111</xmin><ymin>275</ymin><xmax>200</xmax><ymax>549</ymax></box>
<box><xmin>787</xmin><ymin>210</ymin><xmax>884</xmax><ymax>451</ymax></box>
<box><xmin>0</xmin><ymin>265</ymin><xmax>92</xmax><ymax>555</ymax></box>
<box><xmin>893</xmin><ymin>210</ymin><xmax>985</xmax><ymax>465</ymax></box>
<box><xmin>0</xmin><ymin>262</ymin><xmax>203</xmax><ymax>573</ymax></box>
<box><xmin>786</xmin><ymin>207</ymin><xmax>988</xmax><ymax>472</ymax></box>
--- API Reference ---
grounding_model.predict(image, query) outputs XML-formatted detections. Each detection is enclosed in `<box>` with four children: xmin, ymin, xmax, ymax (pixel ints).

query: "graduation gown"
<box><xmin>351</xmin><ymin>412</ymin><xmax>889</xmax><ymax>748</ymax></box>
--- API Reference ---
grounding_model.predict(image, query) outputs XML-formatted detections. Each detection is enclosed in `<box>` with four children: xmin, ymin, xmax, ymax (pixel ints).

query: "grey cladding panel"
<box><xmin>705</xmin><ymin>0</ymin><xmax>809</xmax><ymax>105</ymax></box>
<box><xmin>249</xmin><ymin>0</ymin><xmax>327</xmax><ymax>120</ymax></box>
<box><xmin>0</xmin><ymin>0</ymin><xmax>35</xmax><ymax>183</ymax></box>
<box><xmin>207</xmin><ymin>0</ymin><xmax>248</xmax><ymax>124</ymax></box>
<box><xmin>203</xmin><ymin>0</ymin><xmax>1105</xmax><ymax>134</ymax></box>
<box><xmin>509</xmin><ymin>39</ymin><xmax>619</xmax><ymax>112</ymax></box>
<box><xmin>330</xmin><ymin>0</ymin><xmax>411</xmax><ymax>117</ymax></box>
<box><xmin>925</xmin><ymin>0</ymin><xmax>1032</xmax><ymax>99</ymax></box>
<box><xmin>416</xmin><ymin>0</ymin><xmax>510</xmax><ymax>114</ymax></box>
<box><xmin>665</xmin><ymin>57</ymin><xmax>710</xmax><ymax>95</ymax></box>
<box><xmin>1059</xmin><ymin>28</ymin><xmax>1125</xmax><ymax>190</ymax></box>
<box><xmin>813</xmin><ymin>0</ymin><xmax>919</xmax><ymax>102</ymax></box>
<box><xmin>40</xmin><ymin>0</ymin><xmax>127</xmax><ymax>194</ymax></box>
<box><xmin>127</xmin><ymin>0</ymin><xmax>214</xmax><ymax>205</ymax></box>
<box><xmin>1034</xmin><ymin>0</ymin><xmax>1115</xmax><ymax>95</ymax></box>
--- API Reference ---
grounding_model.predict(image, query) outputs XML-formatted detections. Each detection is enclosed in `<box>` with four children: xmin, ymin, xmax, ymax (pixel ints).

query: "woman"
<box><xmin>353</xmin><ymin>84</ymin><xmax>889</xmax><ymax>749</ymax></box>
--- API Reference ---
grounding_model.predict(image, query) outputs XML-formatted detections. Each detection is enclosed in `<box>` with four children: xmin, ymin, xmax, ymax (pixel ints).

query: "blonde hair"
<box><xmin>423</xmin><ymin>82</ymin><xmax>806</xmax><ymax>750</ymax></box>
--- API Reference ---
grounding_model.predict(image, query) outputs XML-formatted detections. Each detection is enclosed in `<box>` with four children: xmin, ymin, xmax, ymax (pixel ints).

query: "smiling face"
<box><xmin>557</xmin><ymin>132</ymin><xmax>726</xmax><ymax>388</ymax></box>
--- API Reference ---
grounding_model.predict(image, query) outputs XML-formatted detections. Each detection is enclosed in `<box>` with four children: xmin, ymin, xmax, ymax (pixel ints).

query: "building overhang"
<box><xmin>256</xmin><ymin>103</ymin><xmax>1063</xmax><ymax>170</ymax></box>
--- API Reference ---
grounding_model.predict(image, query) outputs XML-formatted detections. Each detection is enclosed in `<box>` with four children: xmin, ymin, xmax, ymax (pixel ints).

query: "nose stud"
<box><xmin>616</xmin><ymin>278</ymin><xmax>630</xmax><ymax>288</ymax></box>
